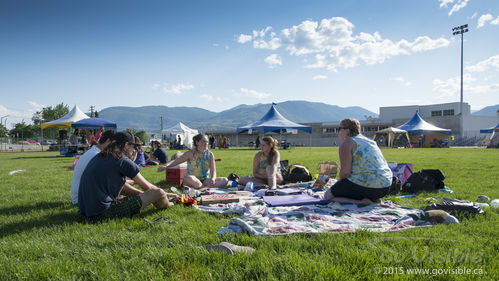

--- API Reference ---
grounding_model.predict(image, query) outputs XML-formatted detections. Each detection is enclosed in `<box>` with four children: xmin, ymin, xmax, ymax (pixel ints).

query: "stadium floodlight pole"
<box><xmin>452</xmin><ymin>24</ymin><xmax>468</xmax><ymax>138</ymax></box>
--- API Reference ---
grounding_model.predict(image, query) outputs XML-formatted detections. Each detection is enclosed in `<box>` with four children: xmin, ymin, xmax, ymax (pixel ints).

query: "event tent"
<box><xmin>236</xmin><ymin>103</ymin><xmax>312</xmax><ymax>134</ymax></box>
<box><xmin>479</xmin><ymin>123</ymin><xmax>499</xmax><ymax>133</ymax></box>
<box><xmin>71</xmin><ymin>117</ymin><xmax>117</xmax><ymax>129</ymax></box>
<box><xmin>163</xmin><ymin>122</ymin><xmax>199</xmax><ymax>149</ymax></box>
<box><xmin>397</xmin><ymin>111</ymin><xmax>452</xmax><ymax>147</ymax></box>
<box><xmin>41</xmin><ymin>104</ymin><xmax>90</xmax><ymax>129</ymax></box>
<box><xmin>373</xmin><ymin>127</ymin><xmax>411</xmax><ymax>147</ymax></box>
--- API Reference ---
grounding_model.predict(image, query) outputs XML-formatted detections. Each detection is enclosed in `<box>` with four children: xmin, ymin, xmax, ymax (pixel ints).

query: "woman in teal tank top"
<box><xmin>324</xmin><ymin>118</ymin><xmax>392</xmax><ymax>204</ymax></box>
<box><xmin>157</xmin><ymin>133</ymin><xmax>228</xmax><ymax>189</ymax></box>
<box><xmin>238</xmin><ymin>136</ymin><xmax>283</xmax><ymax>189</ymax></box>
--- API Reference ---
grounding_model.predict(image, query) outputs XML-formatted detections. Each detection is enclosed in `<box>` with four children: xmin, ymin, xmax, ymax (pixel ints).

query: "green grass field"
<box><xmin>0</xmin><ymin>147</ymin><xmax>498</xmax><ymax>280</ymax></box>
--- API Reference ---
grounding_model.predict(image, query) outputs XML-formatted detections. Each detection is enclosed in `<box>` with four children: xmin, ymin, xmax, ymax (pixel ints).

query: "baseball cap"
<box><xmin>112</xmin><ymin>131</ymin><xmax>136</xmax><ymax>145</ymax></box>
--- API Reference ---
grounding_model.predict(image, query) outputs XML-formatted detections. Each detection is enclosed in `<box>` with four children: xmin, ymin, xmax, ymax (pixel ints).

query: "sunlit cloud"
<box><xmin>439</xmin><ymin>0</ymin><xmax>470</xmax><ymax>16</ymax></box>
<box><xmin>264</xmin><ymin>54</ymin><xmax>282</xmax><ymax>68</ymax></box>
<box><xmin>238</xmin><ymin>17</ymin><xmax>449</xmax><ymax>72</ymax></box>
<box><xmin>465</xmin><ymin>54</ymin><xmax>499</xmax><ymax>72</ymax></box>
<box><xmin>312</xmin><ymin>75</ymin><xmax>328</xmax><ymax>80</ymax></box>
<box><xmin>152</xmin><ymin>82</ymin><xmax>195</xmax><ymax>94</ymax></box>
<box><xmin>237</xmin><ymin>88</ymin><xmax>271</xmax><ymax>99</ymax></box>
<box><xmin>477</xmin><ymin>13</ymin><xmax>499</xmax><ymax>28</ymax></box>
<box><xmin>390</xmin><ymin>76</ymin><xmax>412</xmax><ymax>86</ymax></box>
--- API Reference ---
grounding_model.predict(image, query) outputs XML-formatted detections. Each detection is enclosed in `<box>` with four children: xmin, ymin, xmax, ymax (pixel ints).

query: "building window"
<box><xmin>443</xmin><ymin>109</ymin><xmax>454</xmax><ymax>116</ymax></box>
<box><xmin>432</xmin><ymin>110</ymin><xmax>442</xmax><ymax>117</ymax></box>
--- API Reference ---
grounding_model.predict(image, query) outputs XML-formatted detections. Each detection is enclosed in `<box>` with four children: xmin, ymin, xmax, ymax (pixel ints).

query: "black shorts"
<box><xmin>92</xmin><ymin>196</ymin><xmax>142</xmax><ymax>221</ymax></box>
<box><xmin>331</xmin><ymin>179</ymin><xmax>389</xmax><ymax>201</ymax></box>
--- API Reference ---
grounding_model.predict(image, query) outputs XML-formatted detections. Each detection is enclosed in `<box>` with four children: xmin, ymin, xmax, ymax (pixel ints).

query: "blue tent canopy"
<box><xmin>71</xmin><ymin>117</ymin><xmax>117</xmax><ymax>129</ymax></box>
<box><xmin>397</xmin><ymin>111</ymin><xmax>452</xmax><ymax>135</ymax></box>
<box><xmin>480</xmin><ymin>123</ymin><xmax>499</xmax><ymax>133</ymax></box>
<box><xmin>236</xmin><ymin>103</ymin><xmax>312</xmax><ymax>134</ymax></box>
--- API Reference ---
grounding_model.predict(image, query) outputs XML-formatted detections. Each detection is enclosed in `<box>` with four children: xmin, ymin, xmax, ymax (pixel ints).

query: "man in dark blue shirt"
<box><xmin>78</xmin><ymin>131</ymin><xmax>178</xmax><ymax>220</ymax></box>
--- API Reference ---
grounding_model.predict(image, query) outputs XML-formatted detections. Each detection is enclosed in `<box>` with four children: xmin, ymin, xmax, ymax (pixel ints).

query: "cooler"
<box><xmin>166</xmin><ymin>167</ymin><xmax>187</xmax><ymax>185</ymax></box>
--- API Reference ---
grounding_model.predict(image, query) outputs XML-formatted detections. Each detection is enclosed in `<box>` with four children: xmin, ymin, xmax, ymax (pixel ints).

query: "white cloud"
<box><xmin>432</xmin><ymin>73</ymin><xmax>499</xmax><ymax>98</ymax></box>
<box><xmin>200</xmin><ymin>94</ymin><xmax>223</xmax><ymax>103</ymax></box>
<box><xmin>477</xmin><ymin>13</ymin><xmax>499</xmax><ymax>28</ymax></box>
<box><xmin>200</xmin><ymin>94</ymin><xmax>213</xmax><ymax>101</ymax></box>
<box><xmin>465</xmin><ymin>54</ymin><xmax>499</xmax><ymax>72</ymax></box>
<box><xmin>240</xmin><ymin>17</ymin><xmax>450</xmax><ymax>72</ymax></box>
<box><xmin>153</xmin><ymin>83</ymin><xmax>195</xmax><ymax>94</ymax></box>
<box><xmin>390</xmin><ymin>77</ymin><xmax>412</xmax><ymax>86</ymax></box>
<box><xmin>212</xmin><ymin>43</ymin><xmax>220</xmax><ymax>47</ymax></box>
<box><xmin>238</xmin><ymin>88</ymin><xmax>271</xmax><ymax>99</ymax></box>
<box><xmin>237</xmin><ymin>34</ymin><xmax>253</xmax><ymax>44</ymax></box>
<box><xmin>264</xmin><ymin>54</ymin><xmax>282</xmax><ymax>68</ymax></box>
<box><xmin>27</xmin><ymin>101</ymin><xmax>44</xmax><ymax>111</ymax></box>
<box><xmin>439</xmin><ymin>0</ymin><xmax>470</xmax><ymax>16</ymax></box>
<box><xmin>312</xmin><ymin>75</ymin><xmax>328</xmax><ymax>80</ymax></box>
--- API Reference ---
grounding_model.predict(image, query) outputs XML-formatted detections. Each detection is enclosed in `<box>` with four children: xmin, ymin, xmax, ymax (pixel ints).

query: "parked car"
<box><xmin>41</xmin><ymin>139</ymin><xmax>57</xmax><ymax>145</ymax></box>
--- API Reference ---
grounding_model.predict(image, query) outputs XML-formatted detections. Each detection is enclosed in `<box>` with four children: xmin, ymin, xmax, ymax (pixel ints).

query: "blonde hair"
<box><xmin>262</xmin><ymin>136</ymin><xmax>279</xmax><ymax>165</ymax></box>
<box><xmin>340</xmin><ymin>118</ymin><xmax>361</xmax><ymax>137</ymax></box>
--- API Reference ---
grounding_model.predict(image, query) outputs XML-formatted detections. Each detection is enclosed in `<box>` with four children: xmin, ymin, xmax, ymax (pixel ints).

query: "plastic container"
<box><xmin>490</xmin><ymin>199</ymin><xmax>499</xmax><ymax>209</ymax></box>
<box><xmin>227</xmin><ymin>180</ymin><xmax>238</xmax><ymax>187</ymax></box>
<box><xmin>244</xmin><ymin>181</ymin><xmax>254</xmax><ymax>192</ymax></box>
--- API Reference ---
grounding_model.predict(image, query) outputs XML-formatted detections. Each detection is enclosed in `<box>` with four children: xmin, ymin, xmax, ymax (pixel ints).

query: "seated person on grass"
<box><xmin>158</xmin><ymin>133</ymin><xmax>228</xmax><ymax>189</ymax></box>
<box><xmin>78</xmin><ymin>131</ymin><xmax>179</xmax><ymax>220</ymax></box>
<box><xmin>324</xmin><ymin>118</ymin><xmax>392</xmax><ymax>204</ymax></box>
<box><xmin>148</xmin><ymin>140</ymin><xmax>168</xmax><ymax>165</ymax></box>
<box><xmin>70</xmin><ymin>130</ymin><xmax>115</xmax><ymax>205</ymax></box>
<box><xmin>237</xmin><ymin>136</ymin><xmax>283</xmax><ymax>189</ymax></box>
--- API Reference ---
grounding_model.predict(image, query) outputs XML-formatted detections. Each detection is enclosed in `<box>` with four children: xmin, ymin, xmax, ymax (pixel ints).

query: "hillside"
<box><xmin>472</xmin><ymin>104</ymin><xmax>499</xmax><ymax>116</ymax></box>
<box><xmin>99</xmin><ymin>101</ymin><xmax>378</xmax><ymax>132</ymax></box>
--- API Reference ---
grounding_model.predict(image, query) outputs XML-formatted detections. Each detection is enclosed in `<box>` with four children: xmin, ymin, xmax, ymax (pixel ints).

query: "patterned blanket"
<box><xmin>194</xmin><ymin>197</ymin><xmax>431</xmax><ymax>236</ymax></box>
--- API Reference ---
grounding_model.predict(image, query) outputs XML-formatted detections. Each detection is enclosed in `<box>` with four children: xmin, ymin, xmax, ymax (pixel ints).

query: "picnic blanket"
<box><xmin>193</xmin><ymin>194</ymin><xmax>432</xmax><ymax>235</ymax></box>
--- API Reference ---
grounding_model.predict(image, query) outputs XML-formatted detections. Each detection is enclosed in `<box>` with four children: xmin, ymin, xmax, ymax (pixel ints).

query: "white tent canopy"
<box><xmin>163</xmin><ymin>122</ymin><xmax>199</xmax><ymax>149</ymax></box>
<box><xmin>41</xmin><ymin>104</ymin><xmax>90</xmax><ymax>129</ymax></box>
<box><xmin>373</xmin><ymin>127</ymin><xmax>411</xmax><ymax>147</ymax></box>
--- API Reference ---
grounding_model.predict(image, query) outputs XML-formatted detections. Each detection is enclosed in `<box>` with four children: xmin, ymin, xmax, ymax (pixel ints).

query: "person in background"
<box><xmin>78</xmin><ymin>131</ymin><xmax>178</xmax><ymax>220</ymax></box>
<box><xmin>96</xmin><ymin>126</ymin><xmax>104</xmax><ymax>142</ymax></box>
<box><xmin>70</xmin><ymin>130</ymin><xmax>115</xmax><ymax>205</ymax></box>
<box><xmin>69</xmin><ymin>129</ymin><xmax>80</xmax><ymax>145</ymax></box>
<box><xmin>133</xmin><ymin>136</ymin><xmax>146</xmax><ymax>166</ymax></box>
<box><xmin>324</xmin><ymin>118</ymin><xmax>392</xmax><ymax>204</ymax></box>
<box><xmin>87</xmin><ymin>130</ymin><xmax>96</xmax><ymax>147</ymax></box>
<box><xmin>149</xmin><ymin>140</ymin><xmax>168</xmax><ymax>165</ymax></box>
<box><xmin>157</xmin><ymin>133</ymin><xmax>228</xmax><ymax>189</ymax></box>
<box><xmin>255</xmin><ymin>136</ymin><xmax>260</xmax><ymax>149</ymax></box>
<box><xmin>237</xmin><ymin>136</ymin><xmax>283</xmax><ymax>189</ymax></box>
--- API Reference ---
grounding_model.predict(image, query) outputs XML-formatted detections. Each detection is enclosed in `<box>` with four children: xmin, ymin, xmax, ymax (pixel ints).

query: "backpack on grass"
<box><xmin>283</xmin><ymin>163</ymin><xmax>313</xmax><ymax>183</ymax></box>
<box><xmin>402</xmin><ymin>169</ymin><xmax>445</xmax><ymax>193</ymax></box>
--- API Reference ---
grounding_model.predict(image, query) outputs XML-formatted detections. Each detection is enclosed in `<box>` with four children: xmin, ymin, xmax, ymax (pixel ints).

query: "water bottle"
<box><xmin>244</xmin><ymin>181</ymin><xmax>254</xmax><ymax>192</ymax></box>
<box><xmin>227</xmin><ymin>180</ymin><xmax>238</xmax><ymax>187</ymax></box>
<box><xmin>490</xmin><ymin>199</ymin><xmax>499</xmax><ymax>209</ymax></box>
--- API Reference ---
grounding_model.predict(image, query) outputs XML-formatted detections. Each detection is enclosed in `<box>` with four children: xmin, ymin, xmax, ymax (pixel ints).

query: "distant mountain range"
<box><xmin>472</xmin><ymin>104</ymin><xmax>499</xmax><ymax>116</ymax></box>
<box><xmin>98</xmin><ymin>101</ymin><xmax>378</xmax><ymax>133</ymax></box>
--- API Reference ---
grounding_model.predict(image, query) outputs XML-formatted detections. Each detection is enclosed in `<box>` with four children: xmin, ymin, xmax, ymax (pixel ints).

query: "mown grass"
<box><xmin>0</xmin><ymin>147</ymin><xmax>498</xmax><ymax>280</ymax></box>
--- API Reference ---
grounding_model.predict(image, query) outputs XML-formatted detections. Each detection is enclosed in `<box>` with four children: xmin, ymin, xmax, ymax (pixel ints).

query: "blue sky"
<box><xmin>1</xmin><ymin>0</ymin><xmax>498</xmax><ymax>128</ymax></box>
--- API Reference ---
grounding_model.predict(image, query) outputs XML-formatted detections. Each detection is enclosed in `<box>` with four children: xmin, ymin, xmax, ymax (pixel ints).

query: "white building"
<box><xmin>208</xmin><ymin>102</ymin><xmax>498</xmax><ymax>147</ymax></box>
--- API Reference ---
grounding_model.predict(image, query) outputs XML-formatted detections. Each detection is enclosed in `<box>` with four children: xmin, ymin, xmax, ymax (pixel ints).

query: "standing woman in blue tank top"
<box><xmin>324</xmin><ymin>118</ymin><xmax>392</xmax><ymax>204</ymax></box>
<box><xmin>158</xmin><ymin>133</ymin><xmax>228</xmax><ymax>189</ymax></box>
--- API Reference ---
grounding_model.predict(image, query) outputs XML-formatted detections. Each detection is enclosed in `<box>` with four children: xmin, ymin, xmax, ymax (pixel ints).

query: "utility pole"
<box><xmin>160</xmin><ymin>116</ymin><xmax>164</xmax><ymax>141</ymax></box>
<box><xmin>89</xmin><ymin>105</ymin><xmax>95</xmax><ymax>117</ymax></box>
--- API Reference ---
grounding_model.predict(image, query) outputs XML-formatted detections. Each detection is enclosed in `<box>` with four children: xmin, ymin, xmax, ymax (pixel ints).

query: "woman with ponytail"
<box><xmin>238</xmin><ymin>136</ymin><xmax>283</xmax><ymax>189</ymax></box>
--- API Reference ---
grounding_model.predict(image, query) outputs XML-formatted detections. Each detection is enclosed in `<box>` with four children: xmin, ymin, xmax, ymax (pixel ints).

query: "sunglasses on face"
<box><xmin>338</xmin><ymin>126</ymin><xmax>348</xmax><ymax>131</ymax></box>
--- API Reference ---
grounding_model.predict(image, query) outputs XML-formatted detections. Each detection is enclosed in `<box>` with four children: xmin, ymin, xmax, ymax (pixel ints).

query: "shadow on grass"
<box><xmin>11</xmin><ymin>155</ymin><xmax>66</xmax><ymax>160</ymax></box>
<box><xmin>0</xmin><ymin>201</ymin><xmax>72</xmax><ymax>216</ymax></box>
<box><xmin>0</xmin><ymin>204</ymin><xmax>84</xmax><ymax>238</ymax></box>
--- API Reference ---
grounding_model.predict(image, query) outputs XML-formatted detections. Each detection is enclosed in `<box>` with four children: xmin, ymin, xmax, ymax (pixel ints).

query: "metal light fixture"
<box><xmin>452</xmin><ymin>24</ymin><xmax>469</xmax><ymax>138</ymax></box>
